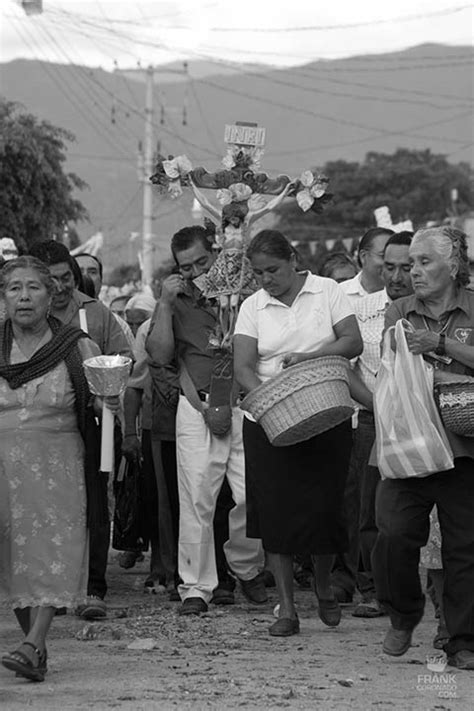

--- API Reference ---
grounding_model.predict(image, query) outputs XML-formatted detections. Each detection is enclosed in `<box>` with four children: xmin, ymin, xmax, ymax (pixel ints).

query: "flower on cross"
<box><xmin>295</xmin><ymin>171</ymin><xmax>329</xmax><ymax>212</ymax></box>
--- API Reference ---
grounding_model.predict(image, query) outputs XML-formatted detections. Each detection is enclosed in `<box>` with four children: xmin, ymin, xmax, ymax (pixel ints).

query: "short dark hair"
<box><xmin>247</xmin><ymin>230</ymin><xmax>294</xmax><ymax>262</ymax></box>
<box><xmin>357</xmin><ymin>227</ymin><xmax>394</xmax><ymax>267</ymax></box>
<box><xmin>170</xmin><ymin>226</ymin><xmax>213</xmax><ymax>262</ymax></box>
<box><xmin>384</xmin><ymin>231</ymin><xmax>413</xmax><ymax>253</ymax></box>
<box><xmin>75</xmin><ymin>252</ymin><xmax>103</xmax><ymax>279</ymax></box>
<box><xmin>319</xmin><ymin>252</ymin><xmax>358</xmax><ymax>279</ymax></box>
<box><xmin>29</xmin><ymin>240</ymin><xmax>74</xmax><ymax>270</ymax></box>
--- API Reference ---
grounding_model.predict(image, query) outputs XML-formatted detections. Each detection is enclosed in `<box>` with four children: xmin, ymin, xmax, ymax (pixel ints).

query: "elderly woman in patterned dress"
<box><xmin>0</xmin><ymin>257</ymin><xmax>118</xmax><ymax>682</ymax></box>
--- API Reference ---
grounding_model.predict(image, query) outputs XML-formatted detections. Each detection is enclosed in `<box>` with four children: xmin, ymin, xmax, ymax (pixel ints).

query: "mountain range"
<box><xmin>1</xmin><ymin>43</ymin><xmax>473</xmax><ymax>272</ymax></box>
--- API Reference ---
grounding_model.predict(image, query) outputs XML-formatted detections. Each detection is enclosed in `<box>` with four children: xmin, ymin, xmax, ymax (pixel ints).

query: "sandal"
<box><xmin>1</xmin><ymin>641</ymin><xmax>46</xmax><ymax>682</ymax></box>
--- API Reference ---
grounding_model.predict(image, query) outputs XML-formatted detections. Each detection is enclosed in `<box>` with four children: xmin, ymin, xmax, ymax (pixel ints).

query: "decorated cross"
<box><xmin>150</xmin><ymin>122</ymin><xmax>331</xmax><ymax>349</ymax></box>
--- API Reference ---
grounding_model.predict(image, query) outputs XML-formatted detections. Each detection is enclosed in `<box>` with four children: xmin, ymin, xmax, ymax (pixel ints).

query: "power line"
<box><xmin>291</xmin><ymin>67</ymin><xmax>473</xmax><ymax>106</ymax></box>
<box><xmin>32</xmin><ymin>21</ymin><xmax>138</xmax><ymax>151</ymax></box>
<box><xmin>9</xmin><ymin>18</ymin><xmax>132</xmax><ymax>161</ymax></box>
<box><xmin>189</xmin><ymin>80</ymin><xmax>221</xmax><ymax>155</ymax></box>
<box><xmin>198</xmin><ymin>74</ymin><xmax>472</xmax><ymax>143</ymax></box>
<box><xmin>225</xmin><ymin>64</ymin><xmax>471</xmax><ymax>110</ymax></box>
<box><xmin>212</xmin><ymin>4</ymin><xmax>474</xmax><ymax>32</ymax></box>
<box><xmin>39</xmin><ymin>23</ymin><xmax>141</xmax><ymax>145</ymax></box>
<box><xmin>266</xmin><ymin>110</ymin><xmax>473</xmax><ymax>158</ymax></box>
<box><xmin>73</xmin><ymin>65</ymin><xmax>221</xmax><ymax>159</ymax></box>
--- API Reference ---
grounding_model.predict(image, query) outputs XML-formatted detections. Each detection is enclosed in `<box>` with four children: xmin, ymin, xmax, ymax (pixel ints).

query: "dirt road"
<box><xmin>1</xmin><ymin>557</ymin><xmax>473</xmax><ymax>710</ymax></box>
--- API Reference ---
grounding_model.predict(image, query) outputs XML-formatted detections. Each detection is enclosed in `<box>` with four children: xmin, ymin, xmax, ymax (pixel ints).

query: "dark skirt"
<box><xmin>243</xmin><ymin>417</ymin><xmax>352</xmax><ymax>555</ymax></box>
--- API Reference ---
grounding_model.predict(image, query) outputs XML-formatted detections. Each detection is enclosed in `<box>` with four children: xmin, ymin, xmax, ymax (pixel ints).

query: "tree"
<box><xmin>276</xmin><ymin>148</ymin><xmax>473</xmax><ymax>243</ymax></box>
<box><xmin>0</xmin><ymin>100</ymin><xmax>88</xmax><ymax>251</ymax></box>
<box><xmin>108</xmin><ymin>262</ymin><xmax>141</xmax><ymax>287</ymax></box>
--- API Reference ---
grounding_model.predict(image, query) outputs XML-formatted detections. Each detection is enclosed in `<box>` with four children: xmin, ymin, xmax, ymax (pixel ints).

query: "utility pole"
<box><xmin>136</xmin><ymin>63</ymin><xmax>188</xmax><ymax>286</ymax></box>
<box><xmin>141</xmin><ymin>65</ymin><xmax>155</xmax><ymax>287</ymax></box>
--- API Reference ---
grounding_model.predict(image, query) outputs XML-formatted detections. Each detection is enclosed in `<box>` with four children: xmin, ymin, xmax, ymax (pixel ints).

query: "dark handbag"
<box><xmin>203</xmin><ymin>404</ymin><xmax>233</xmax><ymax>436</ymax></box>
<box><xmin>112</xmin><ymin>458</ymin><xmax>149</xmax><ymax>552</ymax></box>
<box><xmin>179</xmin><ymin>349</ymin><xmax>234</xmax><ymax>438</ymax></box>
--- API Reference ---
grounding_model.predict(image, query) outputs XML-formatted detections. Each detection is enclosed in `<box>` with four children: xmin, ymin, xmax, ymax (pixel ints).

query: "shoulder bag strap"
<box><xmin>178</xmin><ymin>359</ymin><xmax>204</xmax><ymax>413</ymax></box>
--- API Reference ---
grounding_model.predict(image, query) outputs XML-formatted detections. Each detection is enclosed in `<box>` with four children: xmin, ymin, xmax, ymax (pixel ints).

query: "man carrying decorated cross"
<box><xmin>146</xmin><ymin>225</ymin><xmax>265</xmax><ymax>616</ymax></box>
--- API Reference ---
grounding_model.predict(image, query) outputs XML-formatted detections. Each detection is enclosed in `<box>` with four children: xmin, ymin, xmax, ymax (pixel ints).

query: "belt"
<box><xmin>180</xmin><ymin>388</ymin><xmax>209</xmax><ymax>402</ymax></box>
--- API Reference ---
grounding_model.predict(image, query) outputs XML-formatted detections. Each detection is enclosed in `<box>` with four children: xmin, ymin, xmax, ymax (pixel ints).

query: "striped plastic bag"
<box><xmin>374</xmin><ymin>319</ymin><xmax>453</xmax><ymax>479</ymax></box>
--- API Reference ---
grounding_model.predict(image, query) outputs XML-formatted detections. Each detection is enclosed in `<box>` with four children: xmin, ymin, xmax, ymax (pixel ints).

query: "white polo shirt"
<box><xmin>339</xmin><ymin>272</ymin><xmax>368</xmax><ymax>303</ymax></box>
<box><xmin>353</xmin><ymin>288</ymin><xmax>390</xmax><ymax>396</ymax></box>
<box><xmin>234</xmin><ymin>272</ymin><xmax>354</xmax><ymax>383</ymax></box>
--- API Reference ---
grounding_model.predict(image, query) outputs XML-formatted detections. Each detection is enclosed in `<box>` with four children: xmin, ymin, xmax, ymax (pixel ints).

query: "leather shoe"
<box><xmin>240</xmin><ymin>576</ymin><xmax>268</xmax><ymax>604</ymax></box>
<box><xmin>383</xmin><ymin>626</ymin><xmax>412</xmax><ymax>656</ymax></box>
<box><xmin>352</xmin><ymin>598</ymin><xmax>385</xmax><ymax>618</ymax></box>
<box><xmin>178</xmin><ymin>597</ymin><xmax>208</xmax><ymax>616</ymax></box>
<box><xmin>258</xmin><ymin>569</ymin><xmax>276</xmax><ymax>588</ymax></box>
<box><xmin>448</xmin><ymin>649</ymin><xmax>474</xmax><ymax>670</ymax></box>
<box><xmin>211</xmin><ymin>586</ymin><xmax>235</xmax><ymax>605</ymax></box>
<box><xmin>75</xmin><ymin>596</ymin><xmax>106</xmax><ymax>620</ymax></box>
<box><xmin>333</xmin><ymin>585</ymin><xmax>353</xmax><ymax>604</ymax></box>
<box><xmin>433</xmin><ymin>623</ymin><xmax>449</xmax><ymax>650</ymax></box>
<box><xmin>269</xmin><ymin>616</ymin><xmax>300</xmax><ymax>637</ymax></box>
<box><xmin>317</xmin><ymin>597</ymin><xmax>341</xmax><ymax>627</ymax></box>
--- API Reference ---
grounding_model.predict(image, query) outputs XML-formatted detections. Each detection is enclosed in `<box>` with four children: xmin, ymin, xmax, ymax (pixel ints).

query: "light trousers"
<box><xmin>176</xmin><ymin>396</ymin><xmax>263</xmax><ymax>603</ymax></box>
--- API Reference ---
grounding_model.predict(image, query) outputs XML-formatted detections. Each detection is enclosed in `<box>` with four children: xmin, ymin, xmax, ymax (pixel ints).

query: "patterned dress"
<box><xmin>0</xmin><ymin>338</ymin><xmax>88</xmax><ymax>609</ymax></box>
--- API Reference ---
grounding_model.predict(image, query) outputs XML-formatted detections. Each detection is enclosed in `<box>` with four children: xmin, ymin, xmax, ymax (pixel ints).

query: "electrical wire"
<box><xmin>291</xmin><ymin>67</ymin><xmax>473</xmax><ymax>106</ymax></box>
<box><xmin>211</xmin><ymin>4</ymin><xmax>474</xmax><ymax>32</ymax></box>
<box><xmin>45</xmin><ymin>9</ymin><xmax>474</xmax><ymax>75</ymax></box>
<box><xmin>189</xmin><ymin>80</ymin><xmax>222</xmax><ymax>155</ymax></box>
<box><xmin>8</xmin><ymin>18</ymin><xmax>133</xmax><ymax>160</ymax></box>
<box><xmin>37</xmin><ymin>23</ymin><xmax>141</xmax><ymax>146</ymax></box>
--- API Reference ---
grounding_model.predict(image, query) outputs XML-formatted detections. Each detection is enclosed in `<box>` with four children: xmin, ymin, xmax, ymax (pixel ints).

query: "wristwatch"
<box><xmin>435</xmin><ymin>333</ymin><xmax>446</xmax><ymax>356</ymax></box>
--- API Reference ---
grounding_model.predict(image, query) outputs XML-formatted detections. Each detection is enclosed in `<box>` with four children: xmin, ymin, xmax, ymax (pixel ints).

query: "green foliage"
<box><xmin>107</xmin><ymin>262</ymin><xmax>141</xmax><ymax>287</ymax></box>
<box><xmin>0</xmin><ymin>100</ymin><xmax>88</xmax><ymax>251</ymax></box>
<box><xmin>276</xmin><ymin>148</ymin><xmax>473</xmax><ymax>242</ymax></box>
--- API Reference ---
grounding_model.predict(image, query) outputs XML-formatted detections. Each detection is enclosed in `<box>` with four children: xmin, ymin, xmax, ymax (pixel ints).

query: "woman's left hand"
<box><xmin>103</xmin><ymin>395</ymin><xmax>121</xmax><ymax>415</ymax></box>
<box><xmin>405</xmin><ymin>329</ymin><xmax>439</xmax><ymax>355</ymax></box>
<box><xmin>94</xmin><ymin>395</ymin><xmax>122</xmax><ymax>416</ymax></box>
<box><xmin>282</xmin><ymin>352</ymin><xmax>307</xmax><ymax>369</ymax></box>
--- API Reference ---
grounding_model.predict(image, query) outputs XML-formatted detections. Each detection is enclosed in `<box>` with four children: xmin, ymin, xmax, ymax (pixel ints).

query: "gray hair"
<box><xmin>411</xmin><ymin>226</ymin><xmax>470</xmax><ymax>287</ymax></box>
<box><xmin>0</xmin><ymin>256</ymin><xmax>56</xmax><ymax>295</ymax></box>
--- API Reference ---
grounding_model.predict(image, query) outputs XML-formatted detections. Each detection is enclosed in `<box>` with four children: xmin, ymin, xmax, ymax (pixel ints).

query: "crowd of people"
<box><xmin>0</xmin><ymin>222</ymin><xmax>473</xmax><ymax>684</ymax></box>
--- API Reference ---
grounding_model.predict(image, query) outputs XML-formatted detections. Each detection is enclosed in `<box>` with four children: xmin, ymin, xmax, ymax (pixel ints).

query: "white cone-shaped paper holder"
<box><xmin>83</xmin><ymin>355</ymin><xmax>132</xmax><ymax>472</ymax></box>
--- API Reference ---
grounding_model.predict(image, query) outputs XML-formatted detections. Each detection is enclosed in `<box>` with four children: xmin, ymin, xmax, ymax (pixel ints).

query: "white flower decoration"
<box><xmin>296</xmin><ymin>191</ymin><xmax>314</xmax><ymax>212</ymax></box>
<box><xmin>296</xmin><ymin>171</ymin><xmax>328</xmax><ymax>211</ymax></box>
<box><xmin>222</xmin><ymin>150</ymin><xmax>236</xmax><ymax>170</ymax></box>
<box><xmin>300</xmin><ymin>170</ymin><xmax>314</xmax><ymax>188</ymax></box>
<box><xmin>216</xmin><ymin>183</ymin><xmax>252</xmax><ymax>206</ymax></box>
<box><xmin>163</xmin><ymin>155</ymin><xmax>193</xmax><ymax>179</ymax></box>
<box><xmin>247</xmin><ymin>194</ymin><xmax>267</xmax><ymax>211</ymax></box>
<box><xmin>216</xmin><ymin>188</ymin><xmax>233</xmax><ymax>206</ymax></box>
<box><xmin>230</xmin><ymin>183</ymin><xmax>252</xmax><ymax>202</ymax></box>
<box><xmin>251</xmin><ymin>148</ymin><xmax>264</xmax><ymax>169</ymax></box>
<box><xmin>168</xmin><ymin>182</ymin><xmax>183</xmax><ymax>199</ymax></box>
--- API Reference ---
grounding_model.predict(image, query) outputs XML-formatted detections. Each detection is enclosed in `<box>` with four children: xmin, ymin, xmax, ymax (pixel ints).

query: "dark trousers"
<box><xmin>331</xmin><ymin>437</ymin><xmax>359</xmax><ymax>595</ymax></box>
<box><xmin>87</xmin><ymin>514</ymin><xmax>110</xmax><ymax>599</ymax></box>
<box><xmin>372</xmin><ymin>457</ymin><xmax>474</xmax><ymax>655</ymax></box>
<box><xmin>356</xmin><ymin>411</ymin><xmax>380</xmax><ymax>595</ymax></box>
<box><xmin>88</xmin><ymin>423</ymin><xmax>120</xmax><ymax>599</ymax></box>
<box><xmin>214</xmin><ymin>477</ymin><xmax>236</xmax><ymax>585</ymax></box>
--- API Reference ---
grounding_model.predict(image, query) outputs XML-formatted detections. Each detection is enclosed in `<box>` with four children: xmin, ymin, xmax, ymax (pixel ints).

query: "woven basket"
<box><xmin>241</xmin><ymin>356</ymin><xmax>353</xmax><ymax>446</ymax></box>
<box><xmin>434</xmin><ymin>381</ymin><xmax>474</xmax><ymax>438</ymax></box>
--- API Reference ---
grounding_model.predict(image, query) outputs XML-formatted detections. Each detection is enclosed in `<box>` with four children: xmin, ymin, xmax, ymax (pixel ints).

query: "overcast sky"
<box><xmin>1</xmin><ymin>0</ymin><xmax>473</xmax><ymax>70</ymax></box>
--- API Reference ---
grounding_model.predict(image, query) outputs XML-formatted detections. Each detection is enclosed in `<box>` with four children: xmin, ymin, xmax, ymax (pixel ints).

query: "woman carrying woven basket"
<box><xmin>234</xmin><ymin>230</ymin><xmax>363</xmax><ymax>637</ymax></box>
<box><xmin>371</xmin><ymin>226</ymin><xmax>474</xmax><ymax>670</ymax></box>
